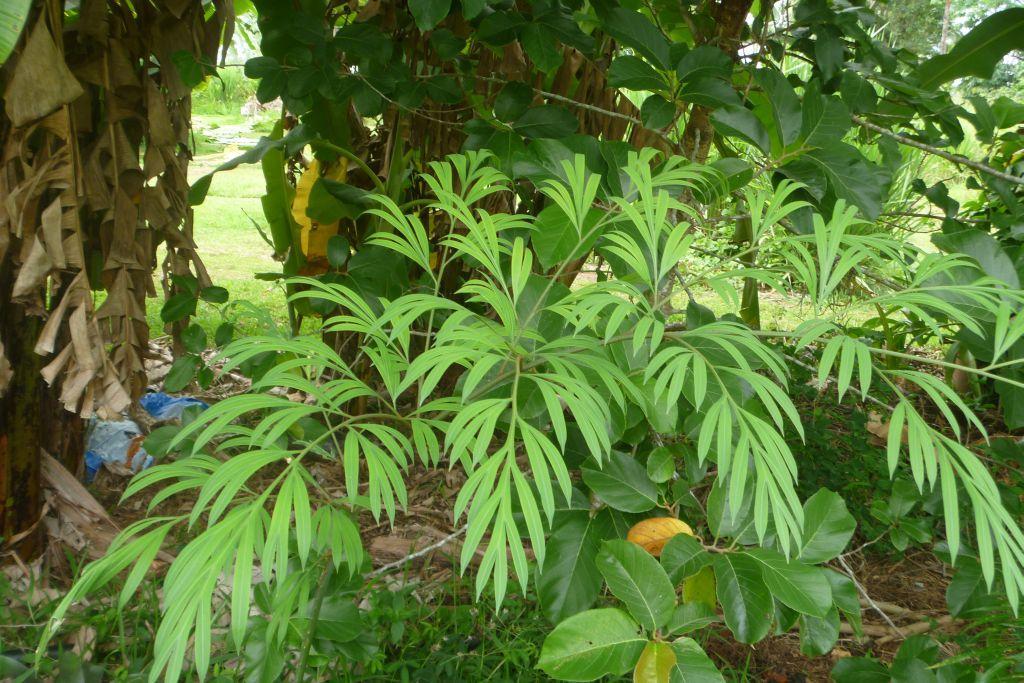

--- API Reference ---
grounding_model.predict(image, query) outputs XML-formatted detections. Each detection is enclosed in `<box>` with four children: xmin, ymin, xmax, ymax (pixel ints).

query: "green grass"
<box><xmin>140</xmin><ymin>142</ymin><xmax>292</xmax><ymax>340</ymax></box>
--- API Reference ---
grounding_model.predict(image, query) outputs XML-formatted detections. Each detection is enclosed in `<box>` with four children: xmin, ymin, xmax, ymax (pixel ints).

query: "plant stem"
<box><xmin>295</xmin><ymin>562</ymin><xmax>332</xmax><ymax>682</ymax></box>
<box><xmin>853</xmin><ymin>116</ymin><xmax>1024</xmax><ymax>187</ymax></box>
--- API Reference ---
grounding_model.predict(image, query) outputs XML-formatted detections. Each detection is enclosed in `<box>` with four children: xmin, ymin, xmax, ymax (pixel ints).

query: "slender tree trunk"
<box><xmin>940</xmin><ymin>0</ymin><xmax>952</xmax><ymax>53</ymax></box>
<box><xmin>733</xmin><ymin>209</ymin><xmax>761</xmax><ymax>328</ymax></box>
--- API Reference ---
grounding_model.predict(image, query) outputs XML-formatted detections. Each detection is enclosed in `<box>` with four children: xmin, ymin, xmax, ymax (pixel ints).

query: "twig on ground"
<box><xmin>368</xmin><ymin>525</ymin><xmax>468</xmax><ymax>578</ymax></box>
<box><xmin>836</xmin><ymin>554</ymin><xmax>905</xmax><ymax>636</ymax></box>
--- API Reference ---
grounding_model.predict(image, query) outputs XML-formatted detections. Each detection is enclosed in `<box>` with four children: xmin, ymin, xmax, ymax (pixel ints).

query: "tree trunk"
<box><xmin>940</xmin><ymin>0</ymin><xmax>953</xmax><ymax>54</ymax></box>
<box><xmin>0</xmin><ymin>254</ymin><xmax>44</xmax><ymax>560</ymax></box>
<box><xmin>681</xmin><ymin>0</ymin><xmax>759</xmax><ymax>163</ymax></box>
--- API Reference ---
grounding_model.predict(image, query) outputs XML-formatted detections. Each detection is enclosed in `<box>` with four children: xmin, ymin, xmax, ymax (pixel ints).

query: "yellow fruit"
<box><xmin>626</xmin><ymin>517</ymin><xmax>695</xmax><ymax>557</ymax></box>
<box><xmin>291</xmin><ymin>158</ymin><xmax>349</xmax><ymax>266</ymax></box>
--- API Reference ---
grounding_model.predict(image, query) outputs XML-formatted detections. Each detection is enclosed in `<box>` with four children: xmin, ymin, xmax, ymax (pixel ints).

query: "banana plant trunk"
<box><xmin>0</xmin><ymin>255</ymin><xmax>44</xmax><ymax>560</ymax></box>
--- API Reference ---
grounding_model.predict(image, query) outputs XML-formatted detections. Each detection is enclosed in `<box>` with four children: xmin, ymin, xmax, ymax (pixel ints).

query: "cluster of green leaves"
<box><xmin>158</xmin><ymin>272</ymin><xmax>233</xmax><ymax>391</ymax></box>
<box><xmin>538</xmin><ymin>498</ymin><xmax>858</xmax><ymax>683</ymax></box>
<box><xmin>40</xmin><ymin>151</ymin><xmax>1024</xmax><ymax>681</ymax></box>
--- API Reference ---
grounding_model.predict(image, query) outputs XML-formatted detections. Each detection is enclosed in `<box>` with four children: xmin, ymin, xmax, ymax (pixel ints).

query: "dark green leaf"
<box><xmin>312</xmin><ymin>597</ymin><xmax>364</xmax><ymax>642</ymax></box>
<box><xmin>214</xmin><ymin>322</ymin><xmax>234</xmax><ymax>347</ymax></box>
<box><xmin>706</xmin><ymin>482</ymin><xmax>757</xmax><ymax>543</ymax></box>
<box><xmin>665</xmin><ymin>602</ymin><xmax>717</xmax><ymax>636</ymax></box>
<box><xmin>537</xmin><ymin>511</ymin><xmax>613</xmax><ymax>623</ymax></box>
<box><xmin>918</xmin><ymin>8</ymin><xmax>1024</xmax><ymax>88</ymax></box>
<box><xmin>164</xmin><ymin>355</ymin><xmax>201</xmax><ymax>393</ymax></box>
<box><xmin>582</xmin><ymin>451</ymin><xmax>658</xmax><ymax>513</ymax></box>
<box><xmin>814</xmin><ymin>25</ymin><xmax>844</xmax><ymax>82</ymax></box>
<box><xmin>537</xmin><ymin>608</ymin><xmax>646</xmax><ymax>681</ymax></box>
<box><xmin>477</xmin><ymin>11</ymin><xmax>526</xmax><ymax>46</ymax></box>
<box><xmin>668</xmin><ymin>638</ymin><xmax>724</xmax><ymax>682</ymax></box>
<box><xmin>513</xmin><ymin>105</ymin><xmax>579</xmax><ymax>139</ymax></box>
<box><xmin>608</xmin><ymin>56</ymin><xmax>667</xmax><ymax>92</ymax></box>
<box><xmin>161</xmin><ymin>293</ymin><xmax>197</xmax><ymax>323</ymax></box>
<box><xmin>521</xmin><ymin>23</ymin><xmax>562</xmax><ymax>72</ymax></box>
<box><xmin>932</xmin><ymin>227</ymin><xmax>1020</xmax><ymax>288</ymax></box>
<box><xmin>746</xmin><ymin>549</ymin><xmax>832</xmax><ymax>617</ymax></box>
<box><xmin>779</xmin><ymin>142</ymin><xmax>889</xmax><ymax>219</ymax></box>
<box><xmin>596</xmin><ymin>540</ymin><xmax>676</xmax><ymax>631</ymax></box>
<box><xmin>676</xmin><ymin>45</ymin><xmax>732</xmax><ymax>83</ymax></box>
<box><xmin>143</xmin><ymin>425</ymin><xmax>181</xmax><ymax>457</ymax></box>
<box><xmin>839</xmin><ymin>72</ymin><xmax>876</xmax><ymax>114</ymax></box>
<box><xmin>645</xmin><ymin>446</ymin><xmax>675</xmax><ymax>483</ymax></box>
<box><xmin>425</xmin><ymin>75</ymin><xmax>462</xmax><ymax>104</ymax></box>
<box><xmin>531</xmin><ymin>205</ymin><xmax>603</xmax><ymax>270</ymax></box>
<box><xmin>429</xmin><ymin>28</ymin><xmax>465</xmax><ymax>58</ymax></box>
<box><xmin>181</xmin><ymin>323</ymin><xmax>207</xmax><ymax>354</ymax></box>
<box><xmin>825</xmin><ymin>569</ymin><xmax>862</xmax><ymax>636</ymax></box>
<box><xmin>409</xmin><ymin>0</ymin><xmax>451</xmax><ymax>31</ymax></box>
<box><xmin>679</xmin><ymin>78</ymin><xmax>740</xmax><ymax>109</ymax></box>
<box><xmin>799</xmin><ymin>90</ymin><xmax>851</xmax><ymax>149</ymax></box>
<box><xmin>752</xmin><ymin>69</ymin><xmax>802</xmax><ymax>151</ymax></box>
<box><xmin>799</xmin><ymin>607</ymin><xmax>840</xmax><ymax>656</ymax></box>
<box><xmin>713</xmin><ymin>553</ymin><xmax>772</xmax><ymax>643</ymax></box>
<box><xmin>333</xmin><ymin>23</ymin><xmax>391</xmax><ymax>64</ymax></box>
<box><xmin>171</xmin><ymin>50</ymin><xmax>205</xmax><ymax>89</ymax></box>
<box><xmin>641</xmin><ymin>95</ymin><xmax>676</xmax><ymax>130</ymax></box>
<box><xmin>327</xmin><ymin>235</ymin><xmax>351</xmax><ymax>269</ymax></box>
<box><xmin>710</xmin><ymin>106</ymin><xmax>770</xmax><ymax>154</ymax></box>
<box><xmin>199</xmin><ymin>285</ymin><xmax>229</xmax><ymax>304</ymax></box>
<box><xmin>831</xmin><ymin>657</ymin><xmax>890</xmax><ymax>683</ymax></box>
<box><xmin>661</xmin><ymin>533</ymin><xmax>710</xmax><ymax>584</ymax></box>
<box><xmin>601</xmin><ymin>7</ymin><xmax>671</xmax><ymax>69</ymax></box>
<box><xmin>494</xmin><ymin>82</ymin><xmax>534</xmax><ymax>122</ymax></box>
<box><xmin>244</xmin><ymin>56</ymin><xmax>281</xmax><ymax>79</ymax></box>
<box><xmin>55</xmin><ymin>652</ymin><xmax>105</xmax><ymax>683</ymax></box>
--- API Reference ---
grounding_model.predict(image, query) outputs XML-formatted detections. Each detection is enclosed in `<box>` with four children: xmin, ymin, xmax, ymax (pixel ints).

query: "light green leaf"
<box><xmin>537</xmin><ymin>608</ymin><xmax>646</xmax><ymax>681</ymax></box>
<box><xmin>634</xmin><ymin>641</ymin><xmax>676</xmax><ymax>683</ymax></box>
<box><xmin>798</xmin><ymin>489</ymin><xmax>856</xmax><ymax>564</ymax></box>
<box><xmin>668</xmin><ymin>638</ymin><xmax>725</xmax><ymax>683</ymax></box>
<box><xmin>0</xmin><ymin>0</ymin><xmax>30</xmax><ymax>65</ymax></box>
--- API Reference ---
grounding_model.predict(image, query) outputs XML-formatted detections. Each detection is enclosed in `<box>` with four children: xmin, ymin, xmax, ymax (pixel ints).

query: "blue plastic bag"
<box><xmin>84</xmin><ymin>419</ymin><xmax>153</xmax><ymax>481</ymax></box>
<box><xmin>139</xmin><ymin>392</ymin><xmax>209</xmax><ymax>420</ymax></box>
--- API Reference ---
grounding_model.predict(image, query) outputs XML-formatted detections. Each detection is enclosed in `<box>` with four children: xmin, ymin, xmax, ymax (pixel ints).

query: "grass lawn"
<box><xmin>139</xmin><ymin>116</ymin><xmax>294</xmax><ymax>340</ymax></box>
